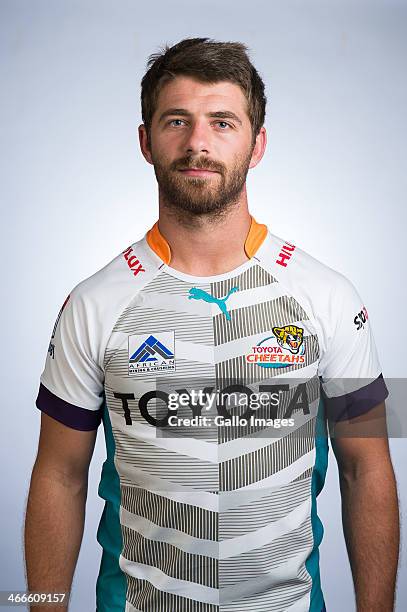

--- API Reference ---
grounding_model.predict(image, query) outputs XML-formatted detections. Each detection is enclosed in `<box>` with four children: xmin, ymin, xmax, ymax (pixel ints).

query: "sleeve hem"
<box><xmin>322</xmin><ymin>373</ymin><xmax>389</xmax><ymax>422</ymax></box>
<box><xmin>36</xmin><ymin>382</ymin><xmax>103</xmax><ymax>431</ymax></box>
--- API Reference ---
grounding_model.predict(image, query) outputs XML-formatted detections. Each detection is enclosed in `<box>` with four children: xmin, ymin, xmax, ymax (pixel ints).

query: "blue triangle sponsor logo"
<box><xmin>128</xmin><ymin>331</ymin><xmax>175</xmax><ymax>375</ymax></box>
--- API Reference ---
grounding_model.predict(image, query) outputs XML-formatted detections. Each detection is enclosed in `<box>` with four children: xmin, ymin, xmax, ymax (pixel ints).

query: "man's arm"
<box><xmin>329</xmin><ymin>402</ymin><xmax>400</xmax><ymax>612</ymax></box>
<box><xmin>24</xmin><ymin>412</ymin><xmax>97</xmax><ymax>612</ymax></box>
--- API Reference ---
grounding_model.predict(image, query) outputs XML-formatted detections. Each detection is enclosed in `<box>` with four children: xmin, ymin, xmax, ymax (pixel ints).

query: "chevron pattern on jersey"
<box><xmin>126</xmin><ymin>576</ymin><xmax>218</xmax><ymax>611</ymax></box>
<box><xmin>213</xmin><ymin>294</ymin><xmax>309</xmax><ymax>346</ymax></box>
<box><xmin>210</xmin><ymin>264</ymin><xmax>276</xmax><ymax>297</ymax></box>
<box><xmin>121</xmin><ymin>525</ymin><xmax>218</xmax><ymax>587</ymax></box>
<box><xmin>220</xmin><ymin>419</ymin><xmax>316</xmax><ymax>491</ymax></box>
<box><xmin>103</xmin><ymin>260</ymin><xmax>323</xmax><ymax>610</ymax></box>
<box><xmin>141</xmin><ymin>271</ymin><xmax>211</xmax><ymax>295</ymax></box>
<box><xmin>111</xmin><ymin>306</ymin><xmax>213</xmax><ymax>345</ymax></box>
<box><xmin>121</xmin><ymin>486</ymin><xmax>218</xmax><ymax>540</ymax></box>
<box><xmin>217</xmin><ymin>374</ymin><xmax>321</xmax><ymax>443</ymax></box>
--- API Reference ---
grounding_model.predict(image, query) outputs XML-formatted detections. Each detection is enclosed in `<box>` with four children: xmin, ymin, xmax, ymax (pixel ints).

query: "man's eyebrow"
<box><xmin>158</xmin><ymin>108</ymin><xmax>243</xmax><ymax>126</ymax></box>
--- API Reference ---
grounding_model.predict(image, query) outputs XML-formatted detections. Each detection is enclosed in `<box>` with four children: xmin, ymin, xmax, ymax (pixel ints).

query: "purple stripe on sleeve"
<box><xmin>323</xmin><ymin>373</ymin><xmax>389</xmax><ymax>422</ymax></box>
<box><xmin>36</xmin><ymin>382</ymin><xmax>103</xmax><ymax>431</ymax></box>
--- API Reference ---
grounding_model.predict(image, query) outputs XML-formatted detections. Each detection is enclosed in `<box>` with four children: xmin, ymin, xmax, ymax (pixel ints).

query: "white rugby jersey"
<box><xmin>36</xmin><ymin>216</ymin><xmax>388</xmax><ymax>612</ymax></box>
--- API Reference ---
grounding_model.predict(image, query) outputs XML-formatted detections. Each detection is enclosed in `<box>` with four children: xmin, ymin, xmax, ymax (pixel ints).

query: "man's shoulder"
<box><xmin>258</xmin><ymin>228</ymin><xmax>361</xmax><ymax>311</ymax></box>
<box><xmin>65</xmin><ymin>234</ymin><xmax>161</xmax><ymax>316</ymax></box>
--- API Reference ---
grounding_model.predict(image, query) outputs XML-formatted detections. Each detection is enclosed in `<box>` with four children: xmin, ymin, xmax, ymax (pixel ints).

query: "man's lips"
<box><xmin>178</xmin><ymin>168</ymin><xmax>219</xmax><ymax>176</ymax></box>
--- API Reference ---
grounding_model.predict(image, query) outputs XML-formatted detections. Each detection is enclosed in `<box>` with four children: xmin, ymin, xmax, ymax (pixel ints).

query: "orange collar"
<box><xmin>146</xmin><ymin>215</ymin><xmax>268</xmax><ymax>265</ymax></box>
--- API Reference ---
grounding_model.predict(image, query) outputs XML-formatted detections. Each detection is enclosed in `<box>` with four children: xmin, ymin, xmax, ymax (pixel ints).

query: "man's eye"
<box><xmin>168</xmin><ymin>119</ymin><xmax>185</xmax><ymax>126</ymax></box>
<box><xmin>216</xmin><ymin>121</ymin><xmax>231</xmax><ymax>129</ymax></box>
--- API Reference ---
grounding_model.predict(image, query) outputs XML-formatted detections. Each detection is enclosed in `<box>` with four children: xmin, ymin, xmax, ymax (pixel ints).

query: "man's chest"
<box><xmin>102</xmin><ymin>273</ymin><xmax>322</xmax><ymax>455</ymax></box>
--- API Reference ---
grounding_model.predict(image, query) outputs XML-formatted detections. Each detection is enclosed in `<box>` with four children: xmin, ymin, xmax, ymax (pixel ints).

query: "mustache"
<box><xmin>173</xmin><ymin>157</ymin><xmax>224</xmax><ymax>173</ymax></box>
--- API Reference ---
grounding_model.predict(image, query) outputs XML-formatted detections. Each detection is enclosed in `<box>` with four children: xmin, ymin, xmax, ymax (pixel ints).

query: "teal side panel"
<box><xmin>95</xmin><ymin>401</ymin><xmax>127</xmax><ymax>611</ymax></box>
<box><xmin>306</xmin><ymin>397</ymin><xmax>329</xmax><ymax>612</ymax></box>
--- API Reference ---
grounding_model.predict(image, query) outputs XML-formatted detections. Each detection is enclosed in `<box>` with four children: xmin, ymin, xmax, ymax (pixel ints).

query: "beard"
<box><xmin>151</xmin><ymin>146</ymin><xmax>254</xmax><ymax>221</ymax></box>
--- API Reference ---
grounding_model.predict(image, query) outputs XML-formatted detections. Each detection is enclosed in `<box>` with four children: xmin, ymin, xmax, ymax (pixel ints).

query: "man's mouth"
<box><xmin>178</xmin><ymin>168</ymin><xmax>219</xmax><ymax>177</ymax></box>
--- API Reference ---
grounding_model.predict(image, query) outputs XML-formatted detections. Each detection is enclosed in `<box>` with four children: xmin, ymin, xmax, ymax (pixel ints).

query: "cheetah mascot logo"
<box><xmin>272</xmin><ymin>325</ymin><xmax>304</xmax><ymax>354</ymax></box>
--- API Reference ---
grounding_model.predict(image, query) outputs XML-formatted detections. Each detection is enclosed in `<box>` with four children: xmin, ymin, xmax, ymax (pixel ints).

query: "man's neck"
<box><xmin>156</xmin><ymin>206</ymin><xmax>253</xmax><ymax>277</ymax></box>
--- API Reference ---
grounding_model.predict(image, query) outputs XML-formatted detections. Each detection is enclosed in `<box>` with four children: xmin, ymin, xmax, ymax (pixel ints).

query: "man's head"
<box><xmin>138</xmin><ymin>37</ymin><xmax>267</xmax><ymax>221</ymax></box>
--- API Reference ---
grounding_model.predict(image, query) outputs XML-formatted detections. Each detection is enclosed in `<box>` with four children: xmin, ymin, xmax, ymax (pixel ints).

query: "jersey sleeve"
<box><xmin>35</xmin><ymin>286</ymin><xmax>105</xmax><ymax>431</ymax></box>
<box><xmin>318</xmin><ymin>273</ymin><xmax>389</xmax><ymax>422</ymax></box>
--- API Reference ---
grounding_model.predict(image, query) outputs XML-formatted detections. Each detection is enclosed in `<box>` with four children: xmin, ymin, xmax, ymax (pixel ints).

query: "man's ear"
<box><xmin>138</xmin><ymin>124</ymin><xmax>153</xmax><ymax>165</ymax></box>
<box><xmin>249</xmin><ymin>126</ymin><xmax>267</xmax><ymax>169</ymax></box>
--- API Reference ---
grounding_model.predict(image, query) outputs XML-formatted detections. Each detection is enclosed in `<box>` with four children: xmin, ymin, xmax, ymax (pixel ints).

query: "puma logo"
<box><xmin>188</xmin><ymin>286</ymin><xmax>239</xmax><ymax>320</ymax></box>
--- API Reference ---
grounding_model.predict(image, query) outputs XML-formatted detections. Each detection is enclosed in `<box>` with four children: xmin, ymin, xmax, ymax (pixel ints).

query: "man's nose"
<box><xmin>184</xmin><ymin>120</ymin><xmax>210</xmax><ymax>155</ymax></box>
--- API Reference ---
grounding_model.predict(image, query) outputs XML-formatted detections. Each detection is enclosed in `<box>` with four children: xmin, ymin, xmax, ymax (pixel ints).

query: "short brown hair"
<box><xmin>141</xmin><ymin>37</ymin><xmax>267</xmax><ymax>146</ymax></box>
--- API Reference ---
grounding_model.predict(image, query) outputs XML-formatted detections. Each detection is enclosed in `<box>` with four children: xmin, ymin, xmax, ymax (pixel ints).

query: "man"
<box><xmin>25</xmin><ymin>37</ymin><xmax>399</xmax><ymax>612</ymax></box>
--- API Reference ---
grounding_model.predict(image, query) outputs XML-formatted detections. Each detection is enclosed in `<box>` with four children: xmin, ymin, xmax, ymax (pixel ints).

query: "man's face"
<box><xmin>140</xmin><ymin>76</ymin><xmax>262</xmax><ymax>218</ymax></box>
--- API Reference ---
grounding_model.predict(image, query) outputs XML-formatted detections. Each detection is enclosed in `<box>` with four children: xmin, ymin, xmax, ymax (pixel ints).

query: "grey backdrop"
<box><xmin>1</xmin><ymin>0</ymin><xmax>406</xmax><ymax>610</ymax></box>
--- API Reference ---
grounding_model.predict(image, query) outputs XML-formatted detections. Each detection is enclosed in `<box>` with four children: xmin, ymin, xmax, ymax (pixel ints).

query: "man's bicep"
<box><xmin>329</xmin><ymin>401</ymin><xmax>393</xmax><ymax>479</ymax></box>
<box><xmin>34</xmin><ymin>411</ymin><xmax>98</xmax><ymax>486</ymax></box>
